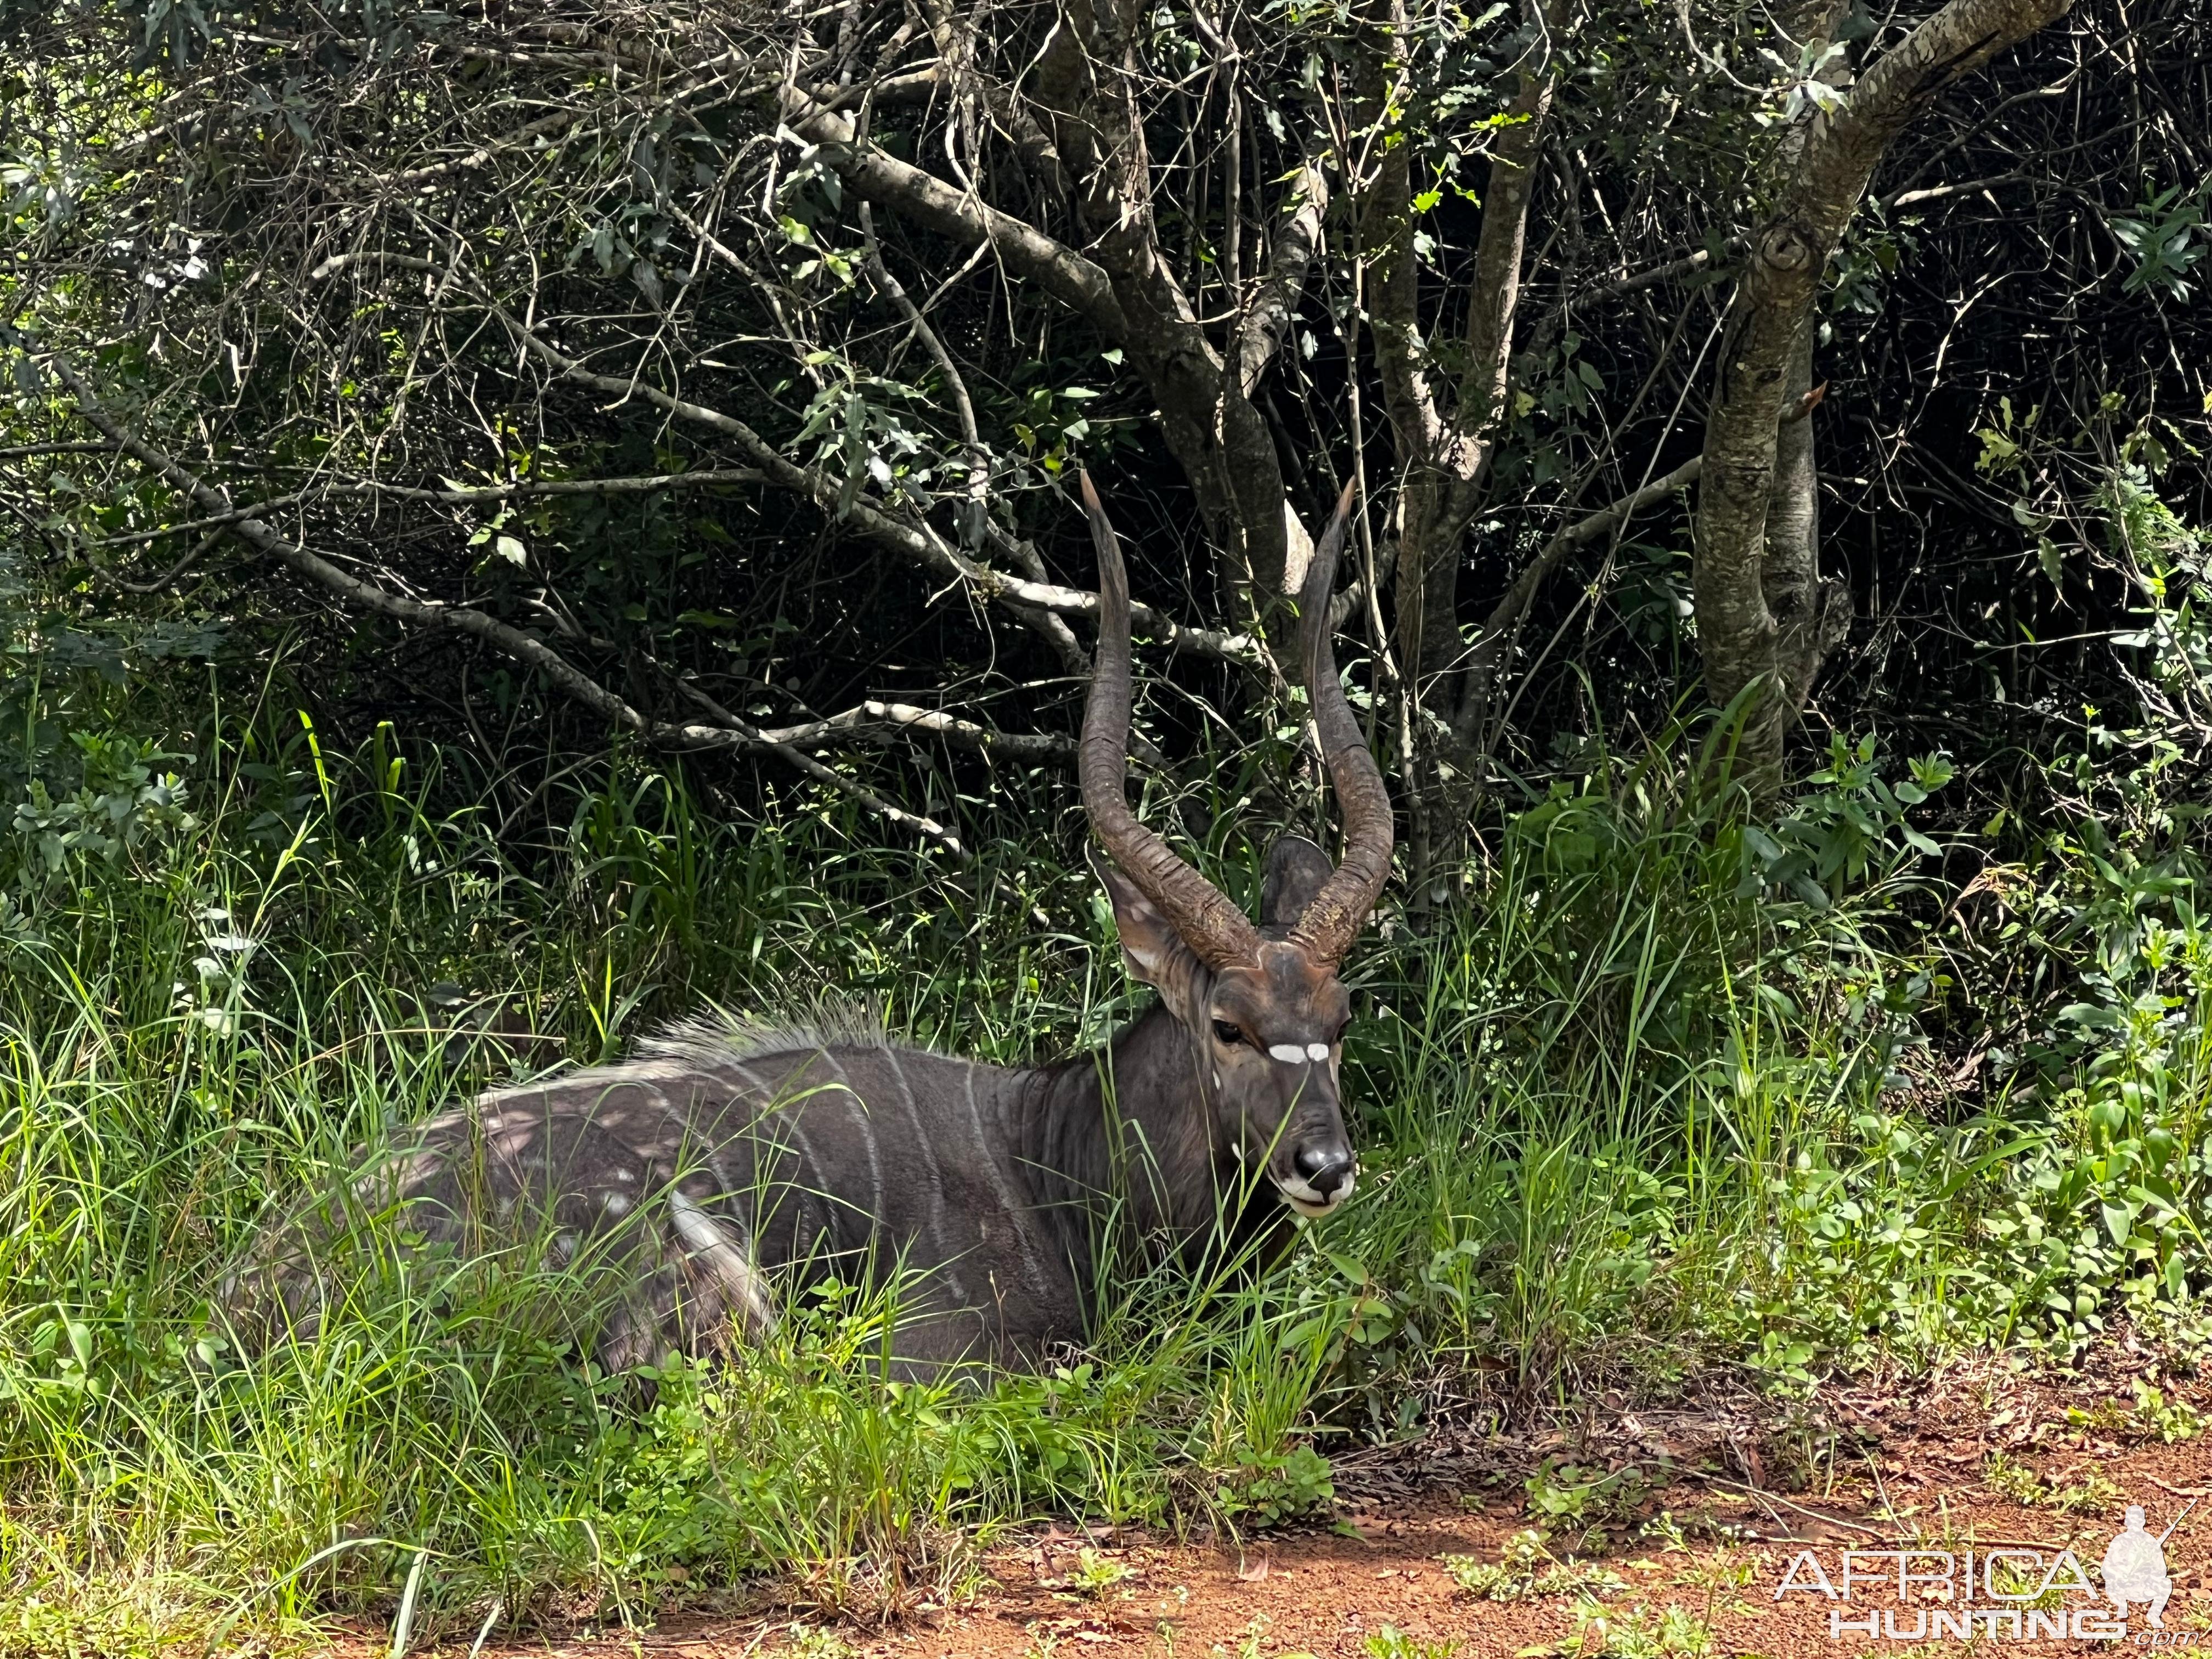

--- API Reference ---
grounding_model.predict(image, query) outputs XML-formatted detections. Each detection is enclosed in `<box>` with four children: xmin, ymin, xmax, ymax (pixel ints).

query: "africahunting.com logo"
<box><xmin>1778</xmin><ymin>1501</ymin><xmax>2197</xmax><ymax>1644</ymax></box>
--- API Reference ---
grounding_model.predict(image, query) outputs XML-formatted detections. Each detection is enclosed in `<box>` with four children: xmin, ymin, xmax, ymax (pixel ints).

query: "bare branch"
<box><xmin>91</xmin><ymin>471</ymin><xmax>772</xmax><ymax>549</ymax></box>
<box><xmin>100</xmin><ymin>527</ymin><xmax>230</xmax><ymax>593</ymax></box>
<box><xmin>37</xmin><ymin>343</ymin><xmax>968</xmax><ymax>858</ymax></box>
<box><xmin>374</xmin><ymin>108</ymin><xmax>587</xmax><ymax>188</ymax></box>
<box><xmin>1237</xmin><ymin>160</ymin><xmax>1328</xmax><ymax>398</ymax></box>
<box><xmin>758</xmin><ymin>699</ymin><xmax>1073</xmax><ymax>755</ymax></box>
<box><xmin>339</xmin><ymin>470</ymin><xmax>771</xmax><ymax>503</ymax></box>
<box><xmin>779</xmin><ymin>86</ymin><xmax>1130</xmax><ymax>335</ymax></box>
<box><xmin>1452</xmin><ymin>0</ymin><xmax>1568</xmax><ymax>446</ymax></box>
<box><xmin>0</xmin><ymin>441</ymin><xmax>119</xmax><ymax>460</ymax></box>
<box><xmin>487</xmin><ymin>300</ymin><xmax>1256</xmax><ymax>659</ymax></box>
<box><xmin>1566</xmin><ymin>245</ymin><xmax>1725</xmax><ymax>311</ymax></box>
<box><xmin>1454</xmin><ymin>456</ymin><xmax>1707</xmax><ymax>753</ymax></box>
<box><xmin>1884</xmin><ymin>171</ymin><xmax>2030</xmax><ymax>208</ymax></box>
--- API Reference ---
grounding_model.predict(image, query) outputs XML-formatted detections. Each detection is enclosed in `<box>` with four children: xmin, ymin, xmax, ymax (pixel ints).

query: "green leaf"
<box><xmin>2060</xmin><ymin>1001</ymin><xmax>2126</xmax><ymax>1030</ymax></box>
<box><xmin>1323</xmin><ymin>1250</ymin><xmax>1371</xmax><ymax>1285</ymax></box>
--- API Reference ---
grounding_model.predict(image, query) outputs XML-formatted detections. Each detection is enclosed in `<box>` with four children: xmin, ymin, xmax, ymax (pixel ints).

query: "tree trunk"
<box><xmin>1031</xmin><ymin>0</ymin><xmax>1294</xmax><ymax>607</ymax></box>
<box><xmin>1361</xmin><ymin>0</ymin><xmax>1565</xmax><ymax>901</ymax></box>
<box><xmin>1692</xmin><ymin>0</ymin><xmax>2074</xmax><ymax>793</ymax></box>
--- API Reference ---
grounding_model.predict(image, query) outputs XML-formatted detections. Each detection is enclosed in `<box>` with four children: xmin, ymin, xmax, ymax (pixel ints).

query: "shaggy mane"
<box><xmin>635</xmin><ymin>1000</ymin><xmax>934</xmax><ymax>1068</ymax></box>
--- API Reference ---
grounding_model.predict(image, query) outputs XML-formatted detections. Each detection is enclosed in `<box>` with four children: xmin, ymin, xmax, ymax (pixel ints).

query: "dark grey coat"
<box><xmin>236</xmin><ymin>1002</ymin><xmax>1275</xmax><ymax>1372</ymax></box>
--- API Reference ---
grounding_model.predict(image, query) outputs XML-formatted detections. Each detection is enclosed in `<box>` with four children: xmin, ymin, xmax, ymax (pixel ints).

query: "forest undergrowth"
<box><xmin>3</xmin><ymin>653</ymin><xmax>2211</xmax><ymax>1654</ymax></box>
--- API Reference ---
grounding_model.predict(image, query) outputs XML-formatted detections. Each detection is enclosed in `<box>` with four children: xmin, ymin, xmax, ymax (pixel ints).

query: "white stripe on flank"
<box><xmin>890</xmin><ymin>1051</ymin><xmax>970</xmax><ymax>1303</ymax></box>
<box><xmin>821</xmin><ymin>1053</ymin><xmax>883</xmax><ymax>1226</ymax></box>
<box><xmin>776</xmin><ymin>1114</ymin><xmax>840</xmax><ymax>1251</ymax></box>
<box><xmin>965</xmin><ymin>1068</ymin><xmax>1048</xmax><ymax>1293</ymax></box>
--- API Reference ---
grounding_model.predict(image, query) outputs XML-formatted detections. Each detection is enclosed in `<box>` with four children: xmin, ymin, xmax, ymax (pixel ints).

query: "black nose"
<box><xmin>1295</xmin><ymin>1143</ymin><xmax>1355</xmax><ymax>1198</ymax></box>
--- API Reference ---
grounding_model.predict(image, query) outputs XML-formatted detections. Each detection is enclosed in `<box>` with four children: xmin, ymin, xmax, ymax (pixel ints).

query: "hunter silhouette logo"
<box><xmin>1777</xmin><ymin>1496</ymin><xmax>2198</xmax><ymax>1643</ymax></box>
<box><xmin>2103</xmin><ymin>1503</ymin><xmax>2186</xmax><ymax>1628</ymax></box>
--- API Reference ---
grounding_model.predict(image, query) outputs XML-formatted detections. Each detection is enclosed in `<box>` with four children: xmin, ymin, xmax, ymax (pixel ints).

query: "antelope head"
<box><xmin>1077</xmin><ymin>475</ymin><xmax>1394</xmax><ymax>1220</ymax></box>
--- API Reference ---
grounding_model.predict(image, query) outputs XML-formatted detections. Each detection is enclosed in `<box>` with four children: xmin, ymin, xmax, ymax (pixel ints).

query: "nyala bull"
<box><xmin>232</xmin><ymin>476</ymin><xmax>1392</xmax><ymax>1371</ymax></box>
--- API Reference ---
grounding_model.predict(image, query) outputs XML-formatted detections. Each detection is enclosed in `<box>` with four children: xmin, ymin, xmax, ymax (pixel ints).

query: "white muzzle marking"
<box><xmin>1276</xmin><ymin>1169</ymin><xmax>1356</xmax><ymax>1218</ymax></box>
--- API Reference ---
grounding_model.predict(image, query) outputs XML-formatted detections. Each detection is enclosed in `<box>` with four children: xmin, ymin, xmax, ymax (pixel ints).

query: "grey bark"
<box><xmin>1029</xmin><ymin>0</ymin><xmax>1294</xmax><ymax>601</ymax></box>
<box><xmin>1693</xmin><ymin>0</ymin><xmax>2074</xmax><ymax>788</ymax></box>
<box><xmin>1362</xmin><ymin>0</ymin><xmax>1567</xmax><ymax>892</ymax></box>
<box><xmin>789</xmin><ymin>6</ymin><xmax>1318</xmax><ymax>614</ymax></box>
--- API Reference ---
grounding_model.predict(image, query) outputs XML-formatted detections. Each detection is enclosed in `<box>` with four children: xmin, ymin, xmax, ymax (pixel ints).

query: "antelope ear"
<box><xmin>1095</xmin><ymin>857</ymin><xmax>1204</xmax><ymax>995</ymax></box>
<box><xmin>1262</xmin><ymin>835</ymin><xmax>1333</xmax><ymax>930</ymax></box>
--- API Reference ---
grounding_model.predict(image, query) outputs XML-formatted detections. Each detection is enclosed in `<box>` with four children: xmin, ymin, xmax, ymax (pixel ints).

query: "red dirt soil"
<box><xmin>339</xmin><ymin>1341</ymin><xmax>2212</xmax><ymax>1659</ymax></box>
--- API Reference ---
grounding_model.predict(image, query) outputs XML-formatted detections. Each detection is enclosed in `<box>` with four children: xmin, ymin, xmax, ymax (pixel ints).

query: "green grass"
<box><xmin>4</xmin><ymin>691</ymin><xmax>2212</xmax><ymax>1652</ymax></box>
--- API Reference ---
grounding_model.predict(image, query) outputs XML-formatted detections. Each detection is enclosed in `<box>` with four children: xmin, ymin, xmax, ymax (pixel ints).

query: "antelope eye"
<box><xmin>1211</xmin><ymin>1020</ymin><xmax>1245</xmax><ymax>1047</ymax></box>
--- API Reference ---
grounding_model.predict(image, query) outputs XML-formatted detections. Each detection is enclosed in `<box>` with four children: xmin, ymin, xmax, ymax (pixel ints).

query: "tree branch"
<box><xmin>1235</xmin><ymin>159</ymin><xmax>1328</xmax><ymax>398</ymax></box>
<box><xmin>0</xmin><ymin>441</ymin><xmax>119</xmax><ymax>460</ymax></box>
<box><xmin>1452</xmin><ymin>0</ymin><xmax>1567</xmax><ymax>446</ymax></box>
<box><xmin>37</xmin><ymin>345</ymin><xmax>969</xmax><ymax>857</ymax></box>
<box><xmin>1694</xmin><ymin>0</ymin><xmax>2073</xmax><ymax>761</ymax></box>
<box><xmin>758</xmin><ymin>699</ymin><xmax>1073</xmax><ymax>755</ymax></box>
<box><xmin>1368</xmin><ymin>0</ymin><xmax>1567</xmax><ymax>714</ymax></box>
<box><xmin>91</xmin><ymin>470</ymin><xmax>775</xmax><ymax>549</ymax></box>
<box><xmin>1029</xmin><ymin>0</ymin><xmax>1295</xmax><ymax>599</ymax></box>
<box><xmin>778</xmin><ymin>85</ymin><xmax>1128</xmax><ymax>336</ymax></box>
<box><xmin>484</xmin><ymin>298</ymin><xmax>1254</xmax><ymax>659</ymax></box>
<box><xmin>1454</xmin><ymin>456</ymin><xmax>1706</xmax><ymax>754</ymax></box>
<box><xmin>374</xmin><ymin>107</ymin><xmax>588</xmax><ymax>188</ymax></box>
